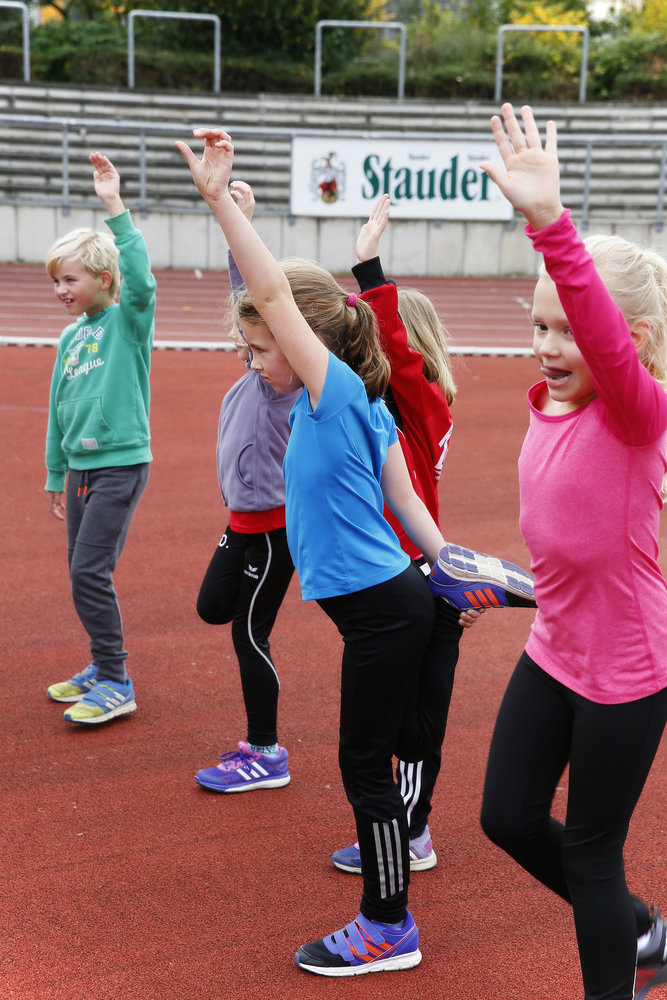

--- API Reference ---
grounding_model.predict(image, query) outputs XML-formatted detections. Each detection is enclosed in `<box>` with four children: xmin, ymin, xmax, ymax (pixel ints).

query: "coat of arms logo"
<box><xmin>310</xmin><ymin>151</ymin><xmax>346</xmax><ymax>205</ymax></box>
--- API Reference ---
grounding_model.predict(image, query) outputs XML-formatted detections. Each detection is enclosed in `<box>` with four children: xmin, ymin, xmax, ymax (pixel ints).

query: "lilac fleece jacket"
<box><xmin>217</xmin><ymin>252</ymin><xmax>300</xmax><ymax>513</ymax></box>
<box><xmin>520</xmin><ymin>211</ymin><xmax>667</xmax><ymax>703</ymax></box>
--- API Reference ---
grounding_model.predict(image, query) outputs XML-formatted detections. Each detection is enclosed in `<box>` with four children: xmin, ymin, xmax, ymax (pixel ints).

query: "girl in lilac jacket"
<box><xmin>195</xmin><ymin>183</ymin><xmax>300</xmax><ymax>793</ymax></box>
<box><xmin>479</xmin><ymin>104</ymin><xmax>667</xmax><ymax>1000</ymax></box>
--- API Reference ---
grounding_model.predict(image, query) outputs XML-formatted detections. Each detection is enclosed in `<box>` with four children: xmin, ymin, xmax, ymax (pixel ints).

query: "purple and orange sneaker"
<box><xmin>429</xmin><ymin>542</ymin><xmax>536</xmax><ymax>611</ymax></box>
<box><xmin>295</xmin><ymin>910</ymin><xmax>421</xmax><ymax>977</ymax></box>
<box><xmin>195</xmin><ymin>741</ymin><xmax>290</xmax><ymax>793</ymax></box>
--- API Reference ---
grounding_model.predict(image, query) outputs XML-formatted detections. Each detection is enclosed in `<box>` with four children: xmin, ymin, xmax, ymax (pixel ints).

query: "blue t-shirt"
<box><xmin>284</xmin><ymin>352</ymin><xmax>410</xmax><ymax>600</ymax></box>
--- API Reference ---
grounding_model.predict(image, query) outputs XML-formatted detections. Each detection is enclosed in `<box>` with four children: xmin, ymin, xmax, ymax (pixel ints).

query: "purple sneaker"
<box><xmin>429</xmin><ymin>542</ymin><xmax>535</xmax><ymax>610</ymax></box>
<box><xmin>195</xmin><ymin>741</ymin><xmax>290</xmax><ymax>793</ymax></box>
<box><xmin>332</xmin><ymin>826</ymin><xmax>436</xmax><ymax>874</ymax></box>
<box><xmin>295</xmin><ymin>910</ymin><xmax>421</xmax><ymax>976</ymax></box>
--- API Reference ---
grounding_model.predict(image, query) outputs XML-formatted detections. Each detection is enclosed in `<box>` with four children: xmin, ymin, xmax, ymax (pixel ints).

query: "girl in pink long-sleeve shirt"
<box><xmin>479</xmin><ymin>104</ymin><xmax>667</xmax><ymax>1000</ymax></box>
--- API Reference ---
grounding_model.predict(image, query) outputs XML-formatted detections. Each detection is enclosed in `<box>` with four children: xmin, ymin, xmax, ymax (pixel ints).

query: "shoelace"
<box><xmin>218</xmin><ymin>747</ymin><xmax>258</xmax><ymax>772</ymax></box>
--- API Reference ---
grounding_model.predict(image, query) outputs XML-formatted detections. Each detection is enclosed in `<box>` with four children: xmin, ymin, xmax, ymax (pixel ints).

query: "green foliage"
<box><xmin>492</xmin><ymin>3</ymin><xmax>587</xmax><ymax>101</ymax></box>
<box><xmin>454</xmin><ymin>0</ymin><xmax>514</xmax><ymax>29</ymax></box>
<box><xmin>3</xmin><ymin>0</ymin><xmax>667</xmax><ymax>100</ymax></box>
<box><xmin>627</xmin><ymin>0</ymin><xmax>667</xmax><ymax>35</ymax></box>
<box><xmin>128</xmin><ymin>0</ymin><xmax>390</xmax><ymax>60</ymax></box>
<box><xmin>511</xmin><ymin>0</ymin><xmax>588</xmax><ymax>16</ymax></box>
<box><xmin>402</xmin><ymin>5</ymin><xmax>497</xmax><ymax>99</ymax></box>
<box><xmin>25</xmin><ymin>18</ymin><xmax>127</xmax><ymax>84</ymax></box>
<box><xmin>39</xmin><ymin>0</ymin><xmax>116</xmax><ymax>21</ymax></box>
<box><xmin>589</xmin><ymin>30</ymin><xmax>667</xmax><ymax>101</ymax></box>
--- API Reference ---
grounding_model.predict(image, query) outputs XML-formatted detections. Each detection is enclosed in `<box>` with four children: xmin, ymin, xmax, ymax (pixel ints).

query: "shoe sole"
<box><xmin>295</xmin><ymin>948</ymin><xmax>422</xmax><ymax>976</ymax></box>
<box><xmin>64</xmin><ymin>700</ymin><xmax>137</xmax><ymax>725</ymax></box>
<box><xmin>333</xmin><ymin>849</ymin><xmax>437</xmax><ymax>875</ymax></box>
<box><xmin>437</xmin><ymin>543</ymin><xmax>534</xmax><ymax>600</ymax></box>
<box><xmin>195</xmin><ymin>774</ymin><xmax>290</xmax><ymax>793</ymax></box>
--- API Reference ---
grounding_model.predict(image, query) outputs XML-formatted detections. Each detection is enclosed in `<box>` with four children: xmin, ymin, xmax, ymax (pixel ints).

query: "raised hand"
<box><xmin>480</xmin><ymin>103</ymin><xmax>564</xmax><ymax>231</ymax></box>
<box><xmin>176</xmin><ymin>127</ymin><xmax>235</xmax><ymax>206</ymax></box>
<box><xmin>89</xmin><ymin>152</ymin><xmax>124</xmax><ymax>215</ymax></box>
<box><xmin>356</xmin><ymin>193</ymin><xmax>390</xmax><ymax>263</ymax></box>
<box><xmin>230</xmin><ymin>180</ymin><xmax>256</xmax><ymax>221</ymax></box>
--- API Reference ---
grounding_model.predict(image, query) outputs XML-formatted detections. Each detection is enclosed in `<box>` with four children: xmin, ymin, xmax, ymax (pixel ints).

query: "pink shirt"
<box><xmin>520</xmin><ymin>211</ymin><xmax>667</xmax><ymax>703</ymax></box>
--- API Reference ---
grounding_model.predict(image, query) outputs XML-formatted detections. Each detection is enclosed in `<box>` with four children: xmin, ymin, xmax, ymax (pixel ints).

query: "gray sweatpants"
<box><xmin>65</xmin><ymin>464</ymin><xmax>150</xmax><ymax>684</ymax></box>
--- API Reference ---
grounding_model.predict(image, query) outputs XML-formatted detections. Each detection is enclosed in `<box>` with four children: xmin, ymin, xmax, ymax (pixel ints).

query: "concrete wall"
<box><xmin>4</xmin><ymin>202</ymin><xmax>667</xmax><ymax>277</ymax></box>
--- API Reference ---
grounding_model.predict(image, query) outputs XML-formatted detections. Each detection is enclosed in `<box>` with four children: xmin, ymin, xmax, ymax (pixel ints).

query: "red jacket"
<box><xmin>355</xmin><ymin>263</ymin><xmax>453</xmax><ymax>560</ymax></box>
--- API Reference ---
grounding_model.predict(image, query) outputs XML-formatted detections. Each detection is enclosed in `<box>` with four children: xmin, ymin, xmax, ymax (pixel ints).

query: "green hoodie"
<box><xmin>45</xmin><ymin>211</ymin><xmax>156</xmax><ymax>493</ymax></box>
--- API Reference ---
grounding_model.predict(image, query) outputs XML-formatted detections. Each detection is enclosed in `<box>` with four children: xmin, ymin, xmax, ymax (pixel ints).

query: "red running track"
<box><xmin>1</xmin><ymin>261</ymin><xmax>537</xmax><ymax>352</ymax></box>
<box><xmin>1</xmin><ymin>292</ymin><xmax>666</xmax><ymax>999</ymax></box>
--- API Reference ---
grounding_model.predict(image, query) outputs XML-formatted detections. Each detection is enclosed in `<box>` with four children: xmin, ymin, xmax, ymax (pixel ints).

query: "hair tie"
<box><xmin>347</xmin><ymin>293</ymin><xmax>357</xmax><ymax>308</ymax></box>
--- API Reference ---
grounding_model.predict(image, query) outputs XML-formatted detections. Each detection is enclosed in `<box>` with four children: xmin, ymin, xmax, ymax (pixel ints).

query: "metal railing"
<box><xmin>0</xmin><ymin>0</ymin><xmax>30</xmax><ymax>81</ymax></box>
<box><xmin>128</xmin><ymin>9</ymin><xmax>221</xmax><ymax>92</ymax></box>
<box><xmin>1</xmin><ymin>113</ymin><xmax>667</xmax><ymax>230</ymax></box>
<box><xmin>495</xmin><ymin>24</ymin><xmax>590</xmax><ymax>103</ymax></box>
<box><xmin>314</xmin><ymin>19</ymin><xmax>406</xmax><ymax>99</ymax></box>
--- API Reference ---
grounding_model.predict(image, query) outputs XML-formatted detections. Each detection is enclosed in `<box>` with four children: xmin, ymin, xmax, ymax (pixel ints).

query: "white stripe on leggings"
<box><xmin>397</xmin><ymin>759</ymin><xmax>424</xmax><ymax>828</ymax></box>
<box><xmin>372</xmin><ymin>818</ymin><xmax>404</xmax><ymax>899</ymax></box>
<box><xmin>245</xmin><ymin>531</ymin><xmax>280</xmax><ymax>687</ymax></box>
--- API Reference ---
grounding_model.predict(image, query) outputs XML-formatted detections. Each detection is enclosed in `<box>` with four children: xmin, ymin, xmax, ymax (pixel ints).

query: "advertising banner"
<box><xmin>290</xmin><ymin>136</ymin><xmax>513</xmax><ymax>220</ymax></box>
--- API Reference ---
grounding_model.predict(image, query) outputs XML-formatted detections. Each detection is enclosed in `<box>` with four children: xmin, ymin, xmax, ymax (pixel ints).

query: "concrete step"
<box><xmin>5</xmin><ymin>83</ymin><xmax>667</xmax><ymax>131</ymax></box>
<box><xmin>1</xmin><ymin>83</ymin><xmax>667</xmax><ymax>220</ymax></box>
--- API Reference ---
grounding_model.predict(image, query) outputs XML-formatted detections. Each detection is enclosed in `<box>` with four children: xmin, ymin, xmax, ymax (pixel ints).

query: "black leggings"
<box><xmin>197</xmin><ymin>525</ymin><xmax>294</xmax><ymax>747</ymax></box>
<box><xmin>319</xmin><ymin>563</ymin><xmax>455</xmax><ymax>924</ymax></box>
<box><xmin>481</xmin><ymin>651</ymin><xmax>667</xmax><ymax>1000</ymax></box>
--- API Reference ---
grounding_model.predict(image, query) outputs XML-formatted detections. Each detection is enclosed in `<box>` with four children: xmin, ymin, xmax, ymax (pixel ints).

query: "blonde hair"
<box><xmin>538</xmin><ymin>234</ymin><xmax>667</xmax><ymax>391</ymax></box>
<box><xmin>539</xmin><ymin>232</ymin><xmax>667</xmax><ymax>494</ymax></box>
<box><xmin>233</xmin><ymin>257</ymin><xmax>390</xmax><ymax>400</ymax></box>
<box><xmin>45</xmin><ymin>228</ymin><xmax>121</xmax><ymax>298</ymax></box>
<box><xmin>583</xmin><ymin>234</ymin><xmax>667</xmax><ymax>392</ymax></box>
<box><xmin>397</xmin><ymin>287</ymin><xmax>457</xmax><ymax>404</ymax></box>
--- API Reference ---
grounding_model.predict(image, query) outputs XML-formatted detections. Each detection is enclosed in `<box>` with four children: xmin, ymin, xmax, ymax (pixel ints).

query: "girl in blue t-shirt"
<box><xmin>176</xmin><ymin>127</ymin><xmax>524</xmax><ymax>978</ymax></box>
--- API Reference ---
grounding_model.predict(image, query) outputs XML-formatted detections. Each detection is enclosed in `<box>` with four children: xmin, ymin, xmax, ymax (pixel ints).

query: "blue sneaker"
<box><xmin>47</xmin><ymin>662</ymin><xmax>97</xmax><ymax>702</ymax></box>
<box><xmin>332</xmin><ymin>826</ymin><xmax>437</xmax><ymax>874</ymax></box>
<box><xmin>429</xmin><ymin>542</ymin><xmax>535</xmax><ymax>610</ymax></box>
<box><xmin>295</xmin><ymin>910</ymin><xmax>421</xmax><ymax>976</ymax></box>
<box><xmin>63</xmin><ymin>678</ymin><xmax>136</xmax><ymax>724</ymax></box>
<box><xmin>196</xmin><ymin>741</ymin><xmax>290</xmax><ymax>793</ymax></box>
<box><xmin>635</xmin><ymin>906</ymin><xmax>667</xmax><ymax>1000</ymax></box>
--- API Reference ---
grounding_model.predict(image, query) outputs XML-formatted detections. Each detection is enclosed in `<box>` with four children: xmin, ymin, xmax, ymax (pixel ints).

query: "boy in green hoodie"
<box><xmin>44</xmin><ymin>151</ymin><xmax>156</xmax><ymax>725</ymax></box>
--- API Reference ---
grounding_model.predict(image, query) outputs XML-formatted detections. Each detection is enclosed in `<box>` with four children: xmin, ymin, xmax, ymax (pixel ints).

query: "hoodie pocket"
<box><xmin>58</xmin><ymin>396</ymin><xmax>114</xmax><ymax>456</ymax></box>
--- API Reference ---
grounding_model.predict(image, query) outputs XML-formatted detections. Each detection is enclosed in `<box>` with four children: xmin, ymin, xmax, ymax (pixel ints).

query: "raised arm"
<box><xmin>479</xmin><ymin>103</ymin><xmax>564</xmax><ymax>232</ymax></box>
<box><xmin>176</xmin><ymin>128</ymin><xmax>329</xmax><ymax>406</ymax></box>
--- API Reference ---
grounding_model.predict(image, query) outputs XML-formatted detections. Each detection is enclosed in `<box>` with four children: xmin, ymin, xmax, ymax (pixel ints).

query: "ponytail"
<box><xmin>234</xmin><ymin>257</ymin><xmax>390</xmax><ymax>400</ymax></box>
